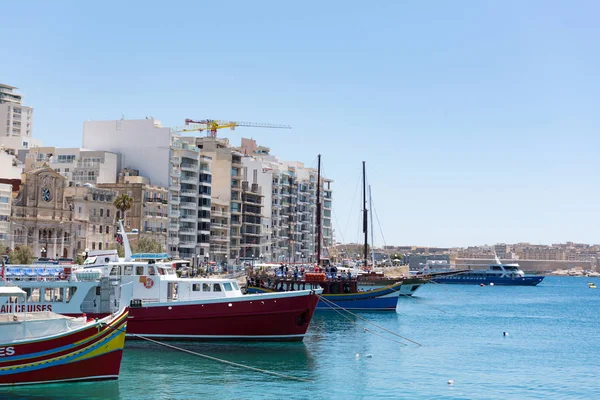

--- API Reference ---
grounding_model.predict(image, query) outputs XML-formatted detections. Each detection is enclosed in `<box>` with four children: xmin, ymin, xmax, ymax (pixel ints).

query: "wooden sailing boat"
<box><xmin>247</xmin><ymin>158</ymin><xmax>425</xmax><ymax>310</ymax></box>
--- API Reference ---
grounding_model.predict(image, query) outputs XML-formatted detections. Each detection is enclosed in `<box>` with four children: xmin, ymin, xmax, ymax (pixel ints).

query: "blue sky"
<box><xmin>2</xmin><ymin>0</ymin><xmax>599</xmax><ymax>247</ymax></box>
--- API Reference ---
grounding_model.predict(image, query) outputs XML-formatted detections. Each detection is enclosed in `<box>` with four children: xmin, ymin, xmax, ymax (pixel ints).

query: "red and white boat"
<box><xmin>1</xmin><ymin>222</ymin><xmax>322</xmax><ymax>341</ymax></box>
<box><xmin>0</xmin><ymin>286</ymin><xmax>129</xmax><ymax>386</ymax></box>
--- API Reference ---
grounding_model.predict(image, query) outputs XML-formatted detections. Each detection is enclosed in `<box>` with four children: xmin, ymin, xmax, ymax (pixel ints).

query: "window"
<box><xmin>192</xmin><ymin>284</ymin><xmax>201</xmax><ymax>291</ymax></box>
<box><xmin>100</xmin><ymin>209</ymin><xmax>104</xmax><ymax>217</ymax></box>
<box><xmin>148</xmin><ymin>266</ymin><xmax>156</xmax><ymax>275</ymax></box>
<box><xmin>136</xmin><ymin>266</ymin><xmax>144</xmax><ymax>275</ymax></box>
<box><xmin>213</xmin><ymin>283</ymin><xmax>222</xmax><ymax>292</ymax></box>
<box><xmin>99</xmin><ymin>243</ymin><xmax>102</xmax><ymax>250</ymax></box>
<box><xmin>124</xmin><ymin>265</ymin><xmax>134</xmax><ymax>275</ymax></box>
<box><xmin>92</xmin><ymin>242</ymin><xmax>95</xmax><ymax>250</ymax></box>
<box><xmin>26</xmin><ymin>288</ymin><xmax>40</xmax><ymax>302</ymax></box>
<box><xmin>107</xmin><ymin>209</ymin><xmax>110</xmax><ymax>217</ymax></box>
<box><xmin>99</xmin><ymin>226</ymin><xmax>103</xmax><ymax>233</ymax></box>
<box><xmin>78</xmin><ymin>207</ymin><xmax>82</xmax><ymax>214</ymax></box>
<box><xmin>202</xmin><ymin>283</ymin><xmax>211</xmax><ymax>292</ymax></box>
<box><xmin>223</xmin><ymin>282</ymin><xmax>233</xmax><ymax>291</ymax></box>
<box><xmin>106</xmin><ymin>226</ymin><xmax>110</xmax><ymax>234</ymax></box>
<box><xmin>66</xmin><ymin>287</ymin><xmax>77</xmax><ymax>303</ymax></box>
<box><xmin>110</xmin><ymin>266</ymin><xmax>121</xmax><ymax>276</ymax></box>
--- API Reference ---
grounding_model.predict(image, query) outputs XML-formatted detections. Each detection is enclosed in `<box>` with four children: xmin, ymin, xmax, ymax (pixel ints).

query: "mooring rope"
<box><xmin>105</xmin><ymin>323</ymin><xmax>312</xmax><ymax>382</ymax></box>
<box><xmin>317</xmin><ymin>295</ymin><xmax>422</xmax><ymax>346</ymax></box>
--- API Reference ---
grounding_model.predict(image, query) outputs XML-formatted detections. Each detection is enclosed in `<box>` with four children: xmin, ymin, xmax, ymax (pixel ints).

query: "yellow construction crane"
<box><xmin>183</xmin><ymin>119</ymin><xmax>292</xmax><ymax>138</ymax></box>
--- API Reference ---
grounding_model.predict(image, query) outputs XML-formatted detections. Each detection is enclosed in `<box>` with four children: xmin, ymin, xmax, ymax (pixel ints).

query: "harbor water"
<box><xmin>1</xmin><ymin>276</ymin><xmax>598</xmax><ymax>399</ymax></box>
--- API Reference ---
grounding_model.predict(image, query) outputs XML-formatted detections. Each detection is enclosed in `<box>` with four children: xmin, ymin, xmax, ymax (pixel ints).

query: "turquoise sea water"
<box><xmin>1</xmin><ymin>276</ymin><xmax>599</xmax><ymax>400</ymax></box>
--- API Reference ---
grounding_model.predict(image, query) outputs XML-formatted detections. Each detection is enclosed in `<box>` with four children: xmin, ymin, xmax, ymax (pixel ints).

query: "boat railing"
<box><xmin>4</xmin><ymin>266</ymin><xmax>65</xmax><ymax>281</ymax></box>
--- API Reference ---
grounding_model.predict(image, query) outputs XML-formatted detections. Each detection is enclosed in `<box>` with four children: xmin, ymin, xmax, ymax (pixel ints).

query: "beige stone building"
<box><xmin>98</xmin><ymin>177</ymin><xmax>169</xmax><ymax>251</ymax></box>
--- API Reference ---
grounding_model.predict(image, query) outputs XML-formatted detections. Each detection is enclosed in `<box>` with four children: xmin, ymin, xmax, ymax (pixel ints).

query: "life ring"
<box><xmin>144</xmin><ymin>277</ymin><xmax>154</xmax><ymax>289</ymax></box>
<box><xmin>58</xmin><ymin>271</ymin><xmax>67</xmax><ymax>280</ymax></box>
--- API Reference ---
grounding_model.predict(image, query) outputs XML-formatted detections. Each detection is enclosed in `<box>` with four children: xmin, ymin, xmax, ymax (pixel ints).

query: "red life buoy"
<box><xmin>58</xmin><ymin>271</ymin><xmax>67</xmax><ymax>280</ymax></box>
<box><xmin>144</xmin><ymin>277</ymin><xmax>154</xmax><ymax>289</ymax></box>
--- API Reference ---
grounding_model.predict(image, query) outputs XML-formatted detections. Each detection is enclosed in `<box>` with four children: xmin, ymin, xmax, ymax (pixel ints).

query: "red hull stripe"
<box><xmin>0</xmin><ymin>324</ymin><xmax>126</xmax><ymax>375</ymax></box>
<box><xmin>0</xmin><ymin>348</ymin><xmax>124</xmax><ymax>386</ymax></box>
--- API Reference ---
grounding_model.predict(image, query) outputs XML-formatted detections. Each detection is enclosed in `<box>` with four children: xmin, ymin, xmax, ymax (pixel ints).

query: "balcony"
<box><xmin>211</xmin><ymin>210</ymin><xmax>230</xmax><ymax>217</ymax></box>
<box><xmin>210</xmin><ymin>236</ymin><xmax>229</xmax><ymax>243</ymax></box>
<box><xmin>180</xmin><ymin>190</ymin><xmax>196</xmax><ymax>197</ymax></box>
<box><xmin>180</xmin><ymin>176</ymin><xmax>198</xmax><ymax>185</ymax></box>
<box><xmin>180</xmin><ymin>201</ymin><xmax>197</xmax><ymax>210</ymax></box>
<box><xmin>180</xmin><ymin>214</ymin><xmax>196</xmax><ymax>222</ymax></box>
<box><xmin>211</xmin><ymin>223</ymin><xmax>228</xmax><ymax>230</ymax></box>
<box><xmin>210</xmin><ymin>246</ymin><xmax>228</xmax><ymax>254</ymax></box>
<box><xmin>180</xmin><ymin>163</ymin><xmax>198</xmax><ymax>172</ymax></box>
<box><xmin>179</xmin><ymin>228</ymin><xmax>196</xmax><ymax>234</ymax></box>
<box><xmin>178</xmin><ymin>241</ymin><xmax>196</xmax><ymax>248</ymax></box>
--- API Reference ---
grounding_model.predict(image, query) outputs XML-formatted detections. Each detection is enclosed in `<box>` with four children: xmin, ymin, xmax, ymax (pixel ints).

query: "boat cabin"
<box><xmin>84</xmin><ymin>260</ymin><xmax>244</xmax><ymax>304</ymax></box>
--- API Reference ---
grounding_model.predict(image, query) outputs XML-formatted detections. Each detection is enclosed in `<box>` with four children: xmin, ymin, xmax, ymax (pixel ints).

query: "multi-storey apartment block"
<box><xmin>0</xmin><ymin>83</ymin><xmax>40</xmax><ymax>152</ymax></box>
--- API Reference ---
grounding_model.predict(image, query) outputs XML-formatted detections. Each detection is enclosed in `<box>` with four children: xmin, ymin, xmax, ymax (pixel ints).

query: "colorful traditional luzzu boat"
<box><xmin>0</xmin><ymin>286</ymin><xmax>130</xmax><ymax>386</ymax></box>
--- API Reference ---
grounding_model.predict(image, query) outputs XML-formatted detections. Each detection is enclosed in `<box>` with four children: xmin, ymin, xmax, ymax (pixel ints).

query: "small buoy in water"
<box><xmin>503</xmin><ymin>332</ymin><xmax>509</xmax><ymax>336</ymax></box>
<box><xmin>365</xmin><ymin>354</ymin><xmax>373</xmax><ymax>358</ymax></box>
<box><xmin>355</xmin><ymin>353</ymin><xmax>360</xmax><ymax>359</ymax></box>
<box><xmin>490</xmin><ymin>282</ymin><xmax>494</xmax><ymax>286</ymax></box>
<box><xmin>480</xmin><ymin>283</ymin><xmax>485</xmax><ymax>287</ymax></box>
<box><xmin>448</xmin><ymin>380</ymin><xmax>454</xmax><ymax>385</ymax></box>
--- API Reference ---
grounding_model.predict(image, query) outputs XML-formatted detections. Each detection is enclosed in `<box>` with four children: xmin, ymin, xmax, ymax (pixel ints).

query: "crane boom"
<box><xmin>183</xmin><ymin>119</ymin><xmax>291</xmax><ymax>137</ymax></box>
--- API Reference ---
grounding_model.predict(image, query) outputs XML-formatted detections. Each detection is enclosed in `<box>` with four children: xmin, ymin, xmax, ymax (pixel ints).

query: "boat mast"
<box><xmin>369</xmin><ymin>185</ymin><xmax>375</xmax><ymax>267</ymax></box>
<box><xmin>316</xmin><ymin>154</ymin><xmax>322</xmax><ymax>266</ymax></box>
<box><xmin>362</xmin><ymin>161</ymin><xmax>368</xmax><ymax>269</ymax></box>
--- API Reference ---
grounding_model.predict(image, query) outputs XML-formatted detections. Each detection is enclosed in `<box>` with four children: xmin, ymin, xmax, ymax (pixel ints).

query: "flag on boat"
<box><xmin>115</xmin><ymin>233</ymin><xmax>123</xmax><ymax>246</ymax></box>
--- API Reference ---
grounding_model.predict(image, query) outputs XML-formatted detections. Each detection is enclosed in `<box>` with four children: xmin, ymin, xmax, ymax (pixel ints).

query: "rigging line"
<box><xmin>371</xmin><ymin>197</ymin><xmax>388</xmax><ymax>249</ymax></box>
<box><xmin>332</xmin><ymin>207</ymin><xmax>345</xmax><ymax>244</ymax></box>
<box><xmin>104</xmin><ymin>324</ymin><xmax>312</xmax><ymax>383</ymax></box>
<box><xmin>344</xmin><ymin>167</ymin><xmax>362</xmax><ymax>244</ymax></box>
<box><xmin>316</xmin><ymin>296</ymin><xmax>406</xmax><ymax>346</ymax></box>
<box><xmin>317</xmin><ymin>295</ymin><xmax>421</xmax><ymax>346</ymax></box>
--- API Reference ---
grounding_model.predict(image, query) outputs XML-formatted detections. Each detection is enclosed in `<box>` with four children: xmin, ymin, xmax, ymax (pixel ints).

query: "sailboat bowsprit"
<box><xmin>247</xmin><ymin>159</ymin><xmax>427</xmax><ymax>310</ymax></box>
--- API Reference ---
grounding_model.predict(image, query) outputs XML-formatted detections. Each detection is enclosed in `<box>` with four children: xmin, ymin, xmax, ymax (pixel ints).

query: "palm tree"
<box><xmin>113</xmin><ymin>193</ymin><xmax>133</xmax><ymax>222</ymax></box>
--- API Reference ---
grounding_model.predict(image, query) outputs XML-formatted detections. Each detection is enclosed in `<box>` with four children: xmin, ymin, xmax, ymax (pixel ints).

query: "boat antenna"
<box><xmin>118</xmin><ymin>219</ymin><xmax>134</xmax><ymax>262</ymax></box>
<box><xmin>316</xmin><ymin>154</ymin><xmax>322</xmax><ymax>266</ymax></box>
<box><xmin>363</xmin><ymin>161</ymin><xmax>368</xmax><ymax>269</ymax></box>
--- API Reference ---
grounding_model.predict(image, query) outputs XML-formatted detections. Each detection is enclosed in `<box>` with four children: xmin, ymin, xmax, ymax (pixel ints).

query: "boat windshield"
<box><xmin>504</xmin><ymin>266</ymin><xmax>520</xmax><ymax>271</ymax></box>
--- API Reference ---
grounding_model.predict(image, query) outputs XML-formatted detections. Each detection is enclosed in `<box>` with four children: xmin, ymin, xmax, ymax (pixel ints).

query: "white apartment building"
<box><xmin>0</xmin><ymin>183</ymin><xmax>11</xmax><ymax>242</ymax></box>
<box><xmin>19</xmin><ymin>147</ymin><xmax>119</xmax><ymax>185</ymax></box>
<box><xmin>83</xmin><ymin>118</ymin><xmax>214</xmax><ymax>259</ymax></box>
<box><xmin>187</xmin><ymin>137</ymin><xmax>235</xmax><ymax>263</ymax></box>
<box><xmin>0</xmin><ymin>83</ymin><xmax>40</xmax><ymax>152</ymax></box>
<box><xmin>82</xmin><ymin>118</ymin><xmax>171</xmax><ymax>187</ymax></box>
<box><xmin>237</xmin><ymin>139</ymin><xmax>334</xmax><ymax>263</ymax></box>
